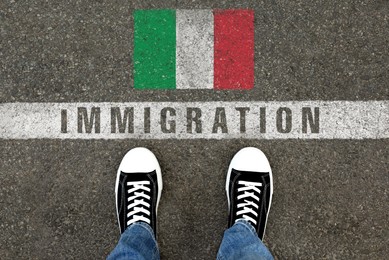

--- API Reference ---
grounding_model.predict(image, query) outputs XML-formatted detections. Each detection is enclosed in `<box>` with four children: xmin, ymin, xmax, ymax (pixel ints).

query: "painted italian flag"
<box><xmin>134</xmin><ymin>9</ymin><xmax>254</xmax><ymax>90</ymax></box>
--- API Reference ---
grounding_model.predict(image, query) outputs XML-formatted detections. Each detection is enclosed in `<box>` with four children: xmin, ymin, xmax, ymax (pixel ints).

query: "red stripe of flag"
<box><xmin>214</xmin><ymin>10</ymin><xmax>254</xmax><ymax>90</ymax></box>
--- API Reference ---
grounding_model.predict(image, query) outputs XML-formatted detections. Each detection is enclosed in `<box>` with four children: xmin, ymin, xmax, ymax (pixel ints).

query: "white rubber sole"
<box><xmin>115</xmin><ymin>147</ymin><xmax>163</xmax><ymax>233</ymax></box>
<box><xmin>225</xmin><ymin>147</ymin><xmax>273</xmax><ymax>239</ymax></box>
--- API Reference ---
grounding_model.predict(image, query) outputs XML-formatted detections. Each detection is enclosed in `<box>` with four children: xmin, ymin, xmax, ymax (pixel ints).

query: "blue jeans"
<box><xmin>107</xmin><ymin>220</ymin><xmax>273</xmax><ymax>260</ymax></box>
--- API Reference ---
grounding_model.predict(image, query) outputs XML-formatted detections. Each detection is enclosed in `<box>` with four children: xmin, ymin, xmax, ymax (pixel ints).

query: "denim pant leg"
<box><xmin>217</xmin><ymin>220</ymin><xmax>274</xmax><ymax>260</ymax></box>
<box><xmin>107</xmin><ymin>222</ymin><xmax>160</xmax><ymax>260</ymax></box>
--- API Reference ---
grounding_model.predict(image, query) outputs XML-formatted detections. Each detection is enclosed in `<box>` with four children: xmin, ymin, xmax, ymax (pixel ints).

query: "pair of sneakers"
<box><xmin>115</xmin><ymin>147</ymin><xmax>273</xmax><ymax>241</ymax></box>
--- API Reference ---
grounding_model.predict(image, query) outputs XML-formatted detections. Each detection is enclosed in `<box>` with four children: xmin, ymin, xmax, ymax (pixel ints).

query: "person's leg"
<box><xmin>217</xmin><ymin>147</ymin><xmax>274</xmax><ymax>260</ymax></box>
<box><xmin>217</xmin><ymin>220</ymin><xmax>273</xmax><ymax>260</ymax></box>
<box><xmin>107</xmin><ymin>147</ymin><xmax>163</xmax><ymax>260</ymax></box>
<box><xmin>107</xmin><ymin>222</ymin><xmax>159</xmax><ymax>260</ymax></box>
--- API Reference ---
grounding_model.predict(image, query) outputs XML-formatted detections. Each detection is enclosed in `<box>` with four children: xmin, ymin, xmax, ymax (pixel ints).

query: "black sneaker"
<box><xmin>226</xmin><ymin>147</ymin><xmax>273</xmax><ymax>240</ymax></box>
<box><xmin>115</xmin><ymin>147</ymin><xmax>162</xmax><ymax>234</ymax></box>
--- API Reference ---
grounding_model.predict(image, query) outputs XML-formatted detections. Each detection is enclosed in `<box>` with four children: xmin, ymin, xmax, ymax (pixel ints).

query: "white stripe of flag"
<box><xmin>176</xmin><ymin>10</ymin><xmax>214</xmax><ymax>89</ymax></box>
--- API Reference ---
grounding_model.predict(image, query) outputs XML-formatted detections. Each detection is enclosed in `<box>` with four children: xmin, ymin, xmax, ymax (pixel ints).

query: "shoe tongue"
<box><xmin>121</xmin><ymin>170</ymin><xmax>156</xmax><ymax>179</ymax></box>
<box><xmin>232</xmin><ymin>169</ymin><xmax>267</xmax><ymax>184</ymax></box>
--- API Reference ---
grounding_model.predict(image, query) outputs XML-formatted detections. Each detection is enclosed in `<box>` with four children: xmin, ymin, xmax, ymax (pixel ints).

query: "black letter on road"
<box><xmin>302</xmin><ymin>107</ymin><xmax>320</xmax><ymax>133</ymax></box>
<box><xmin>78</xmin><ymin>107</ymin><xmax>100</xmax><ymax>133</ymax></box>
<box><xmin>61</xmin><ymin>109</ymin><xmax>67</xmax><ymax>133</ymax></box>
<box><xmin>161</xmin><ymin>107</ymin><xmax>176</xmax><ymax>133</ymax></box>
<box><xmin>212</xmin><ymin>107</ymin><xmax>228</xmax><ymax>133</ymax></box>
<box><xmin>187</xmin><ymin>107</ymin><xmax>202</xmax><ymax>133</ymax></box>
<box><xmin>111</xmin><ymin>107</ymin><xmax>134</xmax><ymax>133</ymax></box>
<box><xmin>236</xmin><ymin>107</ymin><xmax>250</xmax><ymax>133</ymax></box>
<box><xmin>276</xmin><ymin>107</ymin><xmax>292</xmax><ymax>133</ymax></box>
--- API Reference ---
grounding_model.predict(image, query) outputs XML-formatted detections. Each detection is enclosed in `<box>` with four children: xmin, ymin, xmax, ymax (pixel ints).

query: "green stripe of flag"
<box><xmin>134</xmin><ymin>10</ymin><xmax>176</xmax><ymax>89</ymax></box>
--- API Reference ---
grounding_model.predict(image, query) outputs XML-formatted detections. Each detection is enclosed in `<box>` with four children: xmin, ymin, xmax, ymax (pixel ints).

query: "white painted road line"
<box><xmin>0</xmin><ymin>101</ymin><xmax>387</xmax><ymax>139</ymax></box>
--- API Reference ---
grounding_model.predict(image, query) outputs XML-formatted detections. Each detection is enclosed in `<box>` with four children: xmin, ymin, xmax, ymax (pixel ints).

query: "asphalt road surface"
<box><xmin>1</xmin><ymin>0</ymin><xmax>388</xmax><ymax>259</ymax></box>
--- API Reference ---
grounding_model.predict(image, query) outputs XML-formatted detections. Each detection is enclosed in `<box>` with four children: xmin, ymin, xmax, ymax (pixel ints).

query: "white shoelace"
<box><xmin>126</xmin><ymin>180</ymin><xmax>151</xmax><ymax>227</ymax></box>
<box><xmin>235</xmin><ymin>180</ymin><xmax>262</xmax><ymax>225</ymax></box>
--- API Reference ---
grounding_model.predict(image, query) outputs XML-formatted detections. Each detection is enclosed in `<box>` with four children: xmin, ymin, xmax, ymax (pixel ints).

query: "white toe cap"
<box><xmin>118</xmin><ymin>147</ymin><xmax>160</xmax><ymax>173</ymax></box>
<box><xmin>229</xmin><ymin>147</ymin><xmax>271</xmax><ymax>173</ymax></box>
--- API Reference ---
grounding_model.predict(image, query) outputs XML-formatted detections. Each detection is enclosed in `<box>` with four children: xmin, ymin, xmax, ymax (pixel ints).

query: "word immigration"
<box><xmin>0</xmin><ymin>101</ymin><xmax>387</xmax><ymax>139</ymax></box>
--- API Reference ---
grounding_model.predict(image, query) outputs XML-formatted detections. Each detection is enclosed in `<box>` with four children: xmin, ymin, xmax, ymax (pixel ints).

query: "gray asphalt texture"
<box><xmin>1</xmin><ymin>0</ymin><xmax>388</xmax><ymax>259</ymax></box>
